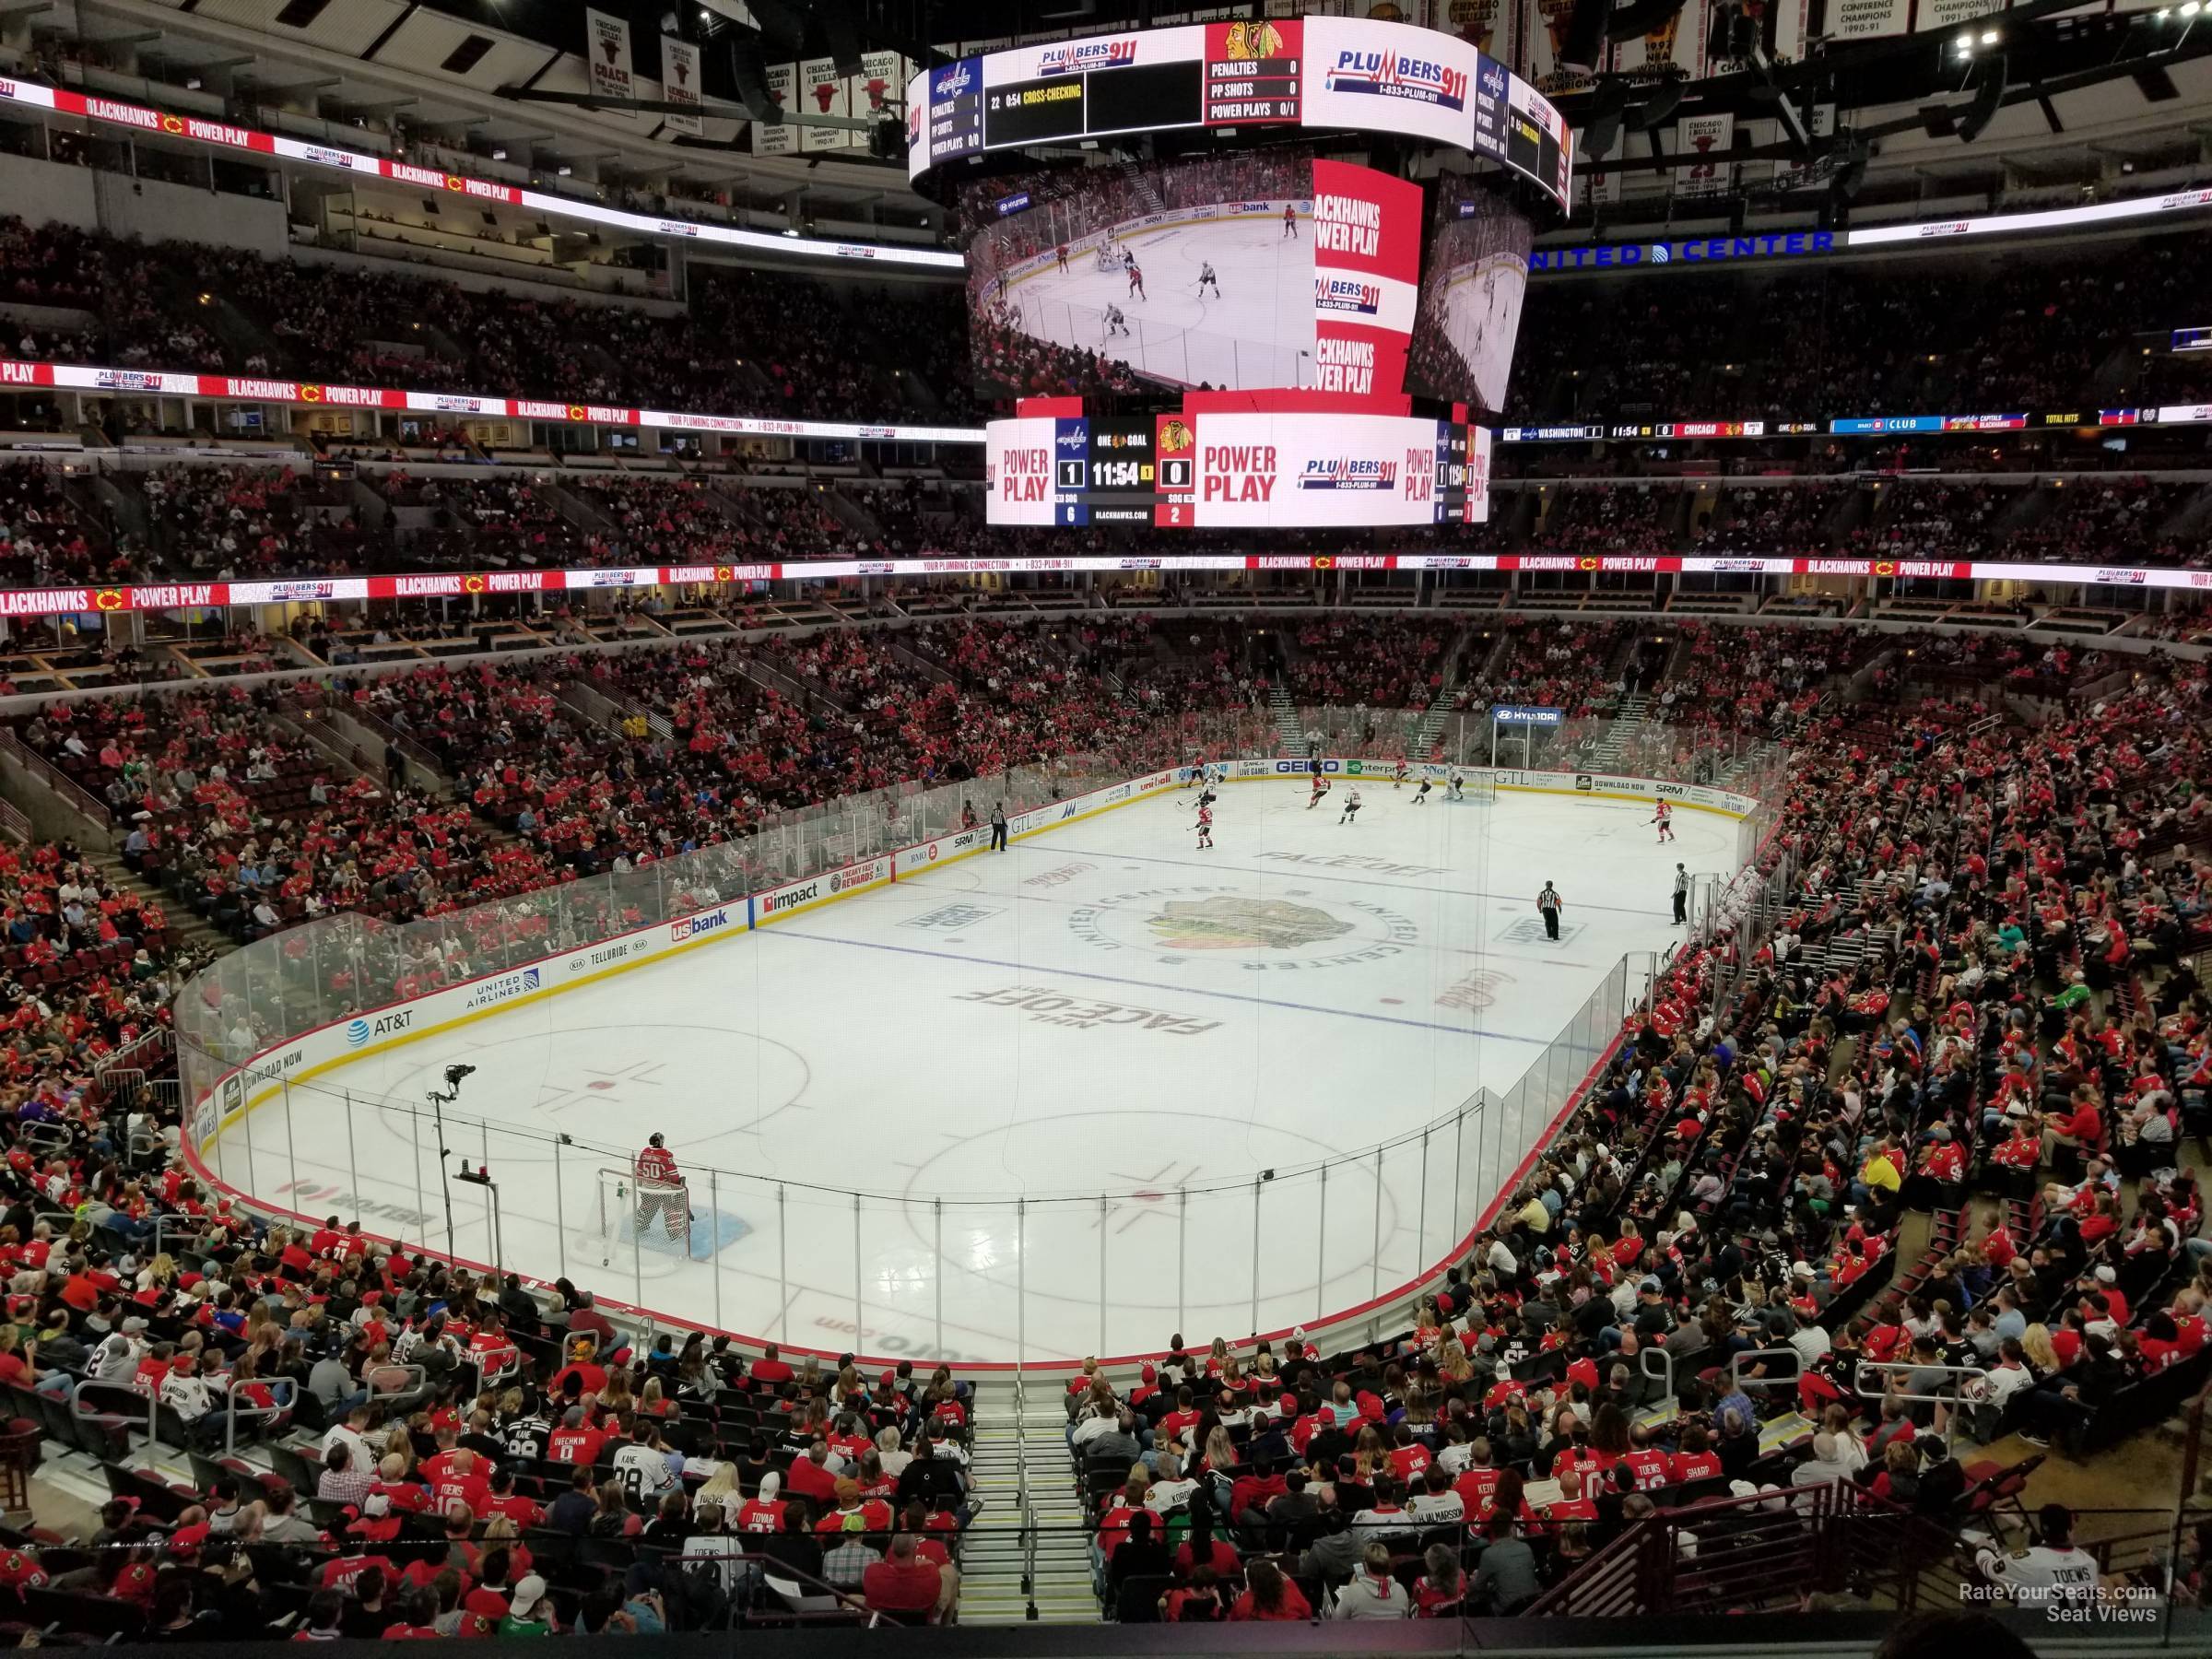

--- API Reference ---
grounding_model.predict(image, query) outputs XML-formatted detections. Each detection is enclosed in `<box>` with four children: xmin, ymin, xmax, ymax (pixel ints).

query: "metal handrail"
<box><xmin>1850</xmin><ymin>1358</ymin><xmax>1990</xmax><ymax>1405</ymax></box>
<box><xmin>1728</xmin><ymin>1344</ymin><xmax>1810</xmax><ymax>1392</ymax></box>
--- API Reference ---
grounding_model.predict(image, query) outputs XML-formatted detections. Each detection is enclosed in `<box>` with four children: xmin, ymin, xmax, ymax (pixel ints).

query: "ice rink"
<box><xmin>218</xmin><ymin>778</ymin><xmax>1724</xmax><ymax>1362</ymax></box>
<box><xmin>1430</xmin><ymin>252</ymin><xmax>1527</xmax><ymax>416</ymax></box>
<box><xmin>1002</xmin><ymin>211</ymin><xmax>1314</xmax><ymax>389</ymax></box>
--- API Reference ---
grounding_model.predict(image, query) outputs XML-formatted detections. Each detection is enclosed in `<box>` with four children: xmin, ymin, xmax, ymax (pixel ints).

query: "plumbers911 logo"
<box><xmin>1299</xmin><ymin>457</ymin><xmax>1397</xmax><ymax>490</ymax></box>
<box><xmin>1314</xmin><ymin>276</ymin><xmax>1382</xmax><ymax>315</ymax></box>
<box><xmin>1323</xmin><ymin>50</ymin><xmax>1468</xmax><ymax>111</ymax></box>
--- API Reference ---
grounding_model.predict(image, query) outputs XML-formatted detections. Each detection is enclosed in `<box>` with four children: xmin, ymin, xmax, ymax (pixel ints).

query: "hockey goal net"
<box><xmin>591</xmin><ymin>1166</ymin><xmax>697</xmax><ymax>1259</ymax></box>
<box><xmin>1092</xmin><ymin>239</ymin><xmax>1122</xmax><ymax>272</ymax></box>
<box><xmin>1465</xmin><ymin>772</ymin><xmax>1499</xmax><ymax>802</ymax></box>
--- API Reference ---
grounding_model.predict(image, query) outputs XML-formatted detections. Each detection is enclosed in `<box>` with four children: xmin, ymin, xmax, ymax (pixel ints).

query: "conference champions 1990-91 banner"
<box><xmin>1308</xmin><ymin>159</ymin><xmax>1425</xmax><ymax>404</ymax></box>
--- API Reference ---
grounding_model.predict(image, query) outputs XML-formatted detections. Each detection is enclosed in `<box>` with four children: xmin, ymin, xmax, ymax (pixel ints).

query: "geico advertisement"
<box><xmin>1192</xmin><ymin>411</ymin><xmax>1447</xmax><ymax>528</ymax></box>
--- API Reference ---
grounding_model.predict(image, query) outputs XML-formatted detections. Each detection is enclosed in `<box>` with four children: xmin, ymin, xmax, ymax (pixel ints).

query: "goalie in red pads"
<box><xmin>634</xmin><ymin>1132</ymin><xmax>690</xmax><ymax>1244</ymax></box>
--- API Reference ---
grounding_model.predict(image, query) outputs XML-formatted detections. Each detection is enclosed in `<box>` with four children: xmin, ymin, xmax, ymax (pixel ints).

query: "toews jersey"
<box><xmin>637</xmin><ymin>1146</ymin><xmax>680</xmax><ymax>1183</ymax></box>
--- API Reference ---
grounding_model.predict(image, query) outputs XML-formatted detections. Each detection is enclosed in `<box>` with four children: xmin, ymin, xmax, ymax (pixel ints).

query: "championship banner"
<box><xmin>1308</xmin><ymin>159</ymin><xmax>1426</xmax><ymax>406</ymax></box>
<box><xmin>1613</xmin><ymin>0</ymin><xmax>1710</xmax><ymax>76</ymax></box>
<box><xmin>1676</xmin><ymin>112</ymin><xmax>1735</xmax><ymax>194</ymax></box>
<box><xmin>1828</xmin><ymin>0</ymin><xmax>1913</xmax><ymax>39</ymax></box>
<box><xmin>662</xmin><ymin>37</ymin><xmax>704</xmax><ymax>135</ymax></box>
<box><xmin>585</xmin><ymin>9</ymin><xmax>638</xmax><ymax>120</ymax></box>
<box><xmin>1917</xmin><ymin>0</ymin><xmax>2006</xmax><ymax>30</ymax></box>
<box><xmin>752</xmin><ymin>62</ymin><xmax>799</xmax><ymax>154</ymax></box>
<box><xmin>1448</xmin><ymin>0</ymin><xmax>1507</xmax><ymax>54</ymax></box>
<box><xmin>799</xmin><ymin>56</ymin><xmax>849</xmax><ymax>152</ymax></box>
<box><xmin>1772</xmin><ymin>102</ymin><xmax>1835</xmax><ymax>189</ymax></box>
<box><xmin>857</xmin><ymin>50</ymin><xmax>911</xmax><ymax>139</ymax></box>
<box><xmin>1578</xmin><ymin>123</ymin><xmax>1623</xmax><ymax>210</ymax></box>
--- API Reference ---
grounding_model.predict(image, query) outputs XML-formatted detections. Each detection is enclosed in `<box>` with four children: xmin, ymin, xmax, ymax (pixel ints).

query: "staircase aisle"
<box><xmin>1266</xmin><ymin>686</ymin><xmax>1304</xmax><ymax>754</ymax></box>
<box><xmin>958</xmin><ymin>1380</ymin><xmax>1097</xmax><ymax>1625</ymax></box>
<box><xmin>1585</xmin><ymin>693</ymin><xmax>1650</xmax><ymax>769</ymax></box>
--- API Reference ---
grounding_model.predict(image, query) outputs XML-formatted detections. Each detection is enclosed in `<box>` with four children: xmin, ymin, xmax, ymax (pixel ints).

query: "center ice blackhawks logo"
<box><xmin>1147</xmin><ymin>896</ymin><xmax>1351</xmax><ymax>952</ymax></box>
<box><xmin>1070</xmin><ymin>885</ymin><xmax>1418</xmax><ymax>971</ymax></box>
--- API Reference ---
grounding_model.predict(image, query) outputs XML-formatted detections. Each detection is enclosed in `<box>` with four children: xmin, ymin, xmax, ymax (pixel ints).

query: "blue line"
<box><xmin>756</xmin><ymin>925</ymin><xmax>1554</xmax><ymax>1045</ymax></box>
<box><xmin>1038</xmin><ymin>839</ymin><xmax>1677</xmax><ymax>919</ymax></box>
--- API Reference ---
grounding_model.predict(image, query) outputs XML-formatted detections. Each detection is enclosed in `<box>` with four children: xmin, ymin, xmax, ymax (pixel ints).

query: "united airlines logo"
<box><xmin>1039</xmin><ymin>38</ymin><xmax>1138</xmax><ymax>76</ymax></box>
<box><xmin>1299</xmin><ymin>457</ymin><xmax>1397</xmax><ymax>491</ymax></box>
<box><xmin>1324</xmin><ymin>50</ymin><xmax>1468</xmax><ymax>112</ymax></box>
<box><xmin>1314</xmin><ymin>276</ymin><xmax>1382</xmax><ymax>316</ymax></box>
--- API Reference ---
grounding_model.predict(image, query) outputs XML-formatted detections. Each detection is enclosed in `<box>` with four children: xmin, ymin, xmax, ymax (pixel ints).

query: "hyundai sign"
<box><xmin>1492</xmin><ymin>705</ymin><xmax>1564</xmax><ymax>726</ymax></box>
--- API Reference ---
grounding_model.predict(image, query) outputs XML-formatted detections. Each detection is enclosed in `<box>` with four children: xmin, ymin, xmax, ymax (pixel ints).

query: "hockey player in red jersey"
<box><xmin>634</xmin><ymin>1133</ymin><xmax>688</xmax><ymax>1243</ymax></box>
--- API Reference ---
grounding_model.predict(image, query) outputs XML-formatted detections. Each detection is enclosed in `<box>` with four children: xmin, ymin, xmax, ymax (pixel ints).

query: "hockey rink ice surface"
<box><xmin>1005</xmin><ymin>213</ymin><xmax>1314</xmax><ymax>389</ymax></box>
<box><xmin>225</xmin><ymin>781</ymin><xmax>1720</xmax><ymax>1362</ymax></box>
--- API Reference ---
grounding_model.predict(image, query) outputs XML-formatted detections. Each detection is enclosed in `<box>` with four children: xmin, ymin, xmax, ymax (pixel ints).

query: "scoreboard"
<box><xmin>976</xmin><ymin>25</ymin><xmax>1301</xmax><ymax>149</ymax></box>
<box><xmin>912</xmin><ymin>18</ymin><xmax>1571</xmax><ymax>212</ymax></box>
<box><xmin>994</xmin><ymin>406</ymin><xmax>1492</xmax><ymax>530</ymax></box>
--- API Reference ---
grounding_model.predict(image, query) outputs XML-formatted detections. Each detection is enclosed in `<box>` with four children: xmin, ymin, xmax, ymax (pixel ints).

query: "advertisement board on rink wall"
<box><xmin>755</xmin><ymin>855</ymin><xmax>894</xmax><ymax>924</ymax></box>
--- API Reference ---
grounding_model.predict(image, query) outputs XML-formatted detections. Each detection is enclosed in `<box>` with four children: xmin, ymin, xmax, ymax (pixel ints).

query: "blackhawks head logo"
<box><xmin>1157</xmin><ymin>418</ymin><xmax>1194</xmax><ymax>453</ymax></box>
<box><xmin>1222</xmin><ymin>21</ymin><xmax>1286</xmax><ymax>59</ymax></box>
<box><xmin>1147</xmin><ymin>896</ymin><xmax>1351</xmax><ymax>952</ymax></box>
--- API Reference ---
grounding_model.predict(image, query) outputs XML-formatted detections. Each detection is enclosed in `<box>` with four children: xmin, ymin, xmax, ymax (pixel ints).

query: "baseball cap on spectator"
<box><xmin>1639</xmin><ymin>1277</ymin><xmax>1663</xmax><ymax>1294</ymax></box>
<box><xmin>121</xmin><ymin>1316</ymin><xmax>147</xmax><ymax>1333</ymax></box>
<box><xmin>509</xmin><ymin>1577</ymin><xmax>549</xmax><ymax>1621</ymax></box>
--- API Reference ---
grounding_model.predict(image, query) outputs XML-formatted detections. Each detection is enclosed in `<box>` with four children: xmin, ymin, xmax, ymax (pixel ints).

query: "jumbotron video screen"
<box><xmin>1406</xmin><ymin>174</ymin><xmax>1531</xmax><ymax>418</ymax></box>
<box><xmin>963</xmin><ymin>150</ymin><xmax>1423</xmax><ymax>399</ymax></box>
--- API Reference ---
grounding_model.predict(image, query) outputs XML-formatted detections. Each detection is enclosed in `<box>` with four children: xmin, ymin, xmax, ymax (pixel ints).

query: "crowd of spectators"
<box><xmin>0</xmin><ymin>596</ymin><xmax>2202</xmax><ymax>1637</ymax></box>
<box><xmin>1069</xmin><ymin>657</ymin><xmax>2212</xmax><ymax>1624</ymax></box>
<box><xmin>1524</xmin><ymin>486</ymin><xmax>1679</xmax><ymax>559</ymax></box>
<box><xmin>1459</xmin><ymin>618</ymin><xmax>1639</xmax><ymax>719</ymax></box>
<box><xmin>0</xmin><ymin>218</ymin><xmax>226</xmax><ymax>373</ymax></box>
<box><xmin>1508</xmin><ymin>230</ymin><xmax>2211</xmax><ymax>425</ymax></box>
<box><xmin>9</xmin><ymin>687</ymin><xmax>557</xmax><ymax>943</ymax></box>
<box><xmin>1693</xmin><ymin>486</ymin><xmax>1841</xmax><ymax>556</ymax></box>
<box><xmin>1279</xmin><ymin>617</ymin><xmax>1460</xmax><ymax>709</ymax></box>
<box><xmin>138</xmin><ymin>466</ymin><xmax>370</xmax><ymax>581</ymax></box>
<box><xmin>0</xmin><ymin>462</ymin><xmax>121</xmax><ymax>589</ymax></box>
